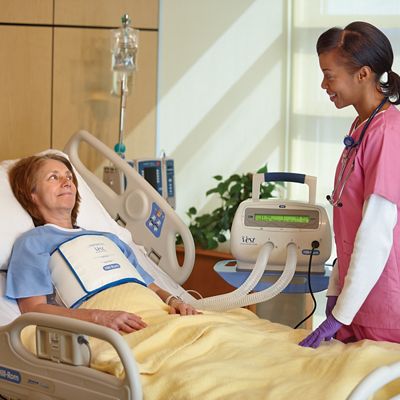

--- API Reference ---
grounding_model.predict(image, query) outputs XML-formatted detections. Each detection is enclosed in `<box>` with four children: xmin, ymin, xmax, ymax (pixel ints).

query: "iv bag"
<box><xmin>111</xmin><ymin>18</ymin><xmax>139</xmax><ymax>77</ymax></box>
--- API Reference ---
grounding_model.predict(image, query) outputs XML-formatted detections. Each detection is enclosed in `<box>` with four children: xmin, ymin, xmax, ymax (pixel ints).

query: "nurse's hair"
<box><xmin>9</xmin><ymin>154</ymin><xmax>81</xmax><ymax>227</ymax></box>
<box><xmin>316</xmin><ymin>21</ymin><xmax>400</xmax><ymax>104</ymax></box>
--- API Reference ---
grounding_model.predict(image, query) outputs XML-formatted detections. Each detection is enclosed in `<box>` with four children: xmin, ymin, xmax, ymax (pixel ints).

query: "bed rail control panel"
<box><xmin>146</xmin><ymin>202</ymin><xmax>165</xmax><ymax>238</ymax></box>
<box><xmin>36</xmin><ymin>326</ymin><xmax>91</xmax><ymax>366</ymax></box>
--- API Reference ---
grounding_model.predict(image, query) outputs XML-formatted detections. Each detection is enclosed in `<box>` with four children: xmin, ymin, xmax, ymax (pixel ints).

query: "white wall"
<box><xmin>158</xmin><ymin>0</ymin><xmax>400</xmax><ymax>223</ymax></box>
<box><xmin>158</xmin><ymin>0</ymin><xmax>288</xmax><ymax>220</ymax></box>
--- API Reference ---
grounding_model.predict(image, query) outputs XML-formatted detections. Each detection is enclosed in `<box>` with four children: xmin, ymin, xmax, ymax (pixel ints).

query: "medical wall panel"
<box><xmin>0</xmin><ymin>26</ymin><xmax>52</xmax><ymax>160</ymax></box>
<box><xmin>54</xmin><ymin>0</ymin><xmax>159</xmax><ymax>29</ymax></box>
<box><xmin>0</xmin><ymin>0</ymin><xmax>53</xmax><ymax>24</ymax></box>
<box><xmin>52</xmin><ymin>28</ymin><xmax>158</xmax><ymax>172</ymax></box>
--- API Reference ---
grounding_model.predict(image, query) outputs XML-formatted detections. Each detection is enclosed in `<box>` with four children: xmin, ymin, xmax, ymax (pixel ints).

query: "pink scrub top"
<box><xmin>333</xmin><ymin>105</ymin><xmax>400</xmax><ymax>329</ymax></box>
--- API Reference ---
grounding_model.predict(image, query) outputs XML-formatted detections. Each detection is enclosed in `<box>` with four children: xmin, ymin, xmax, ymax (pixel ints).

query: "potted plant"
<box><xmin>177</xmin><ymin>165</ymin><xmax>280</xmax><ymax>297</ymax></box>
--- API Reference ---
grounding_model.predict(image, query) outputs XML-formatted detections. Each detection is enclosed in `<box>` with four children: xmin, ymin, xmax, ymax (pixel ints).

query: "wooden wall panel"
<box><xmin>54</xmin><ymin>0</ymin><xmax>159</xmax><ymax>29</ymax></box>
<box><xmin>124</xmin><ymin>31</ymin><xmax>158</xmax><ymax>160</ymax></box>
<box><xmin>0</xmin><ymin>1</ymin><xmax>158</xmax><ymax>165</ymax></box>
<box><xmin>0</xmin><ymin>0</ymin><xmax>53</xmax><ymax>24</ymax></box>
<box><xmin>52</xmin><ymin>28</ymin><xmax>157</xmax><ymax>171</ymax></box>
<box><xmin>0</xmin><ymin>26</ymin><xmax>52</xmax><ymax>160</ymax></box>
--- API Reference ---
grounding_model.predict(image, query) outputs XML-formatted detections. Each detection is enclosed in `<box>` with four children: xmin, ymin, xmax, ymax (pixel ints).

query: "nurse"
<box><xmin>300</xmin><ymin>21</ymin><xmax>400</xmax><ymax>348</ymax></box>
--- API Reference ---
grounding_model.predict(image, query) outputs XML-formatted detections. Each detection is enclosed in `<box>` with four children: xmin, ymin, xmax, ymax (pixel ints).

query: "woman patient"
<box><xmin>6</xmin><ymin>154</ymin><xmax>200</xmax><ymax>333</ymax></box>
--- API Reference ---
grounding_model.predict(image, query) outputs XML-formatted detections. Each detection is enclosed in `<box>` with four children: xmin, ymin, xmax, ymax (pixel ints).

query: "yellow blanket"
<box><xmin>74</xmin><ymin>283</ymin><xmax>400</xmax><ymax>400</ymax></box>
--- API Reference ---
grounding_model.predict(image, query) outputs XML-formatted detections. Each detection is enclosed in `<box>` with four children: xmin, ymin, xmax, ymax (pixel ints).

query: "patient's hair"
<box><xmin>9</xmin><ymin>154</ymin><xmax>81</xmax><ymax>226</ymax></box>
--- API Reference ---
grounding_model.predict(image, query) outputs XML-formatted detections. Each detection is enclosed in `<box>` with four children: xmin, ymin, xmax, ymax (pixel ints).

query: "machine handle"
<box><xmin>252</xmin><ymin>172</ymin><xmax>317</xmax><ymax>205</ymax></box>
<box><xmin>264</xmin><ymin>172</ymin><xmax>305</xmax><ymax>184</ymax></box>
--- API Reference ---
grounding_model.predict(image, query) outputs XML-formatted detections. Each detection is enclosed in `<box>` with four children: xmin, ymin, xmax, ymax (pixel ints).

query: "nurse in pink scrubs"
<box><xmin>300</xmin><ymin>21</ymin><xmax>400</xmax><ymax>348</ymax></box>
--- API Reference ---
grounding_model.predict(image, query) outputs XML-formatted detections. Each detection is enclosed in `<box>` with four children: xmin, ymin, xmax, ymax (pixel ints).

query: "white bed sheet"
<box><xmin>0</xmin><ymin>272</ymin><xmax>20</xmax><ymax>325</ymax></box>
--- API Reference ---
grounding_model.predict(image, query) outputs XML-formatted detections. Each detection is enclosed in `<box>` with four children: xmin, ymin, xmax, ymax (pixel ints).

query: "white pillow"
<box><xmin>0</xmin><ymin>150</ymin><xmax>133</xmax><ymax>270</ymax></box>
<box><xmin>0</xmin><ymin>273</ymin><xmax>20</xmax><ymax>324</ymax></box>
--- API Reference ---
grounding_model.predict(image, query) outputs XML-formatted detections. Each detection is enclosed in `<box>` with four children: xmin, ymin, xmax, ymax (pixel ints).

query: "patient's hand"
<box><xmin>168</xmin><ymin>298</ymin><xmax>202</xmax><ymax>316</ymax></box>
<box><xmin>92</xmin><ymin>309</ymin><xmax>147</xmax><ymax>333</ymax></box>
<box><xmin>148</xmin><ymin>283</ymin><xmax>202</xmax><ymax>316</ymax></box>
<box><xmin>17</xmin><ymin>296</ymin><xmax>147</xmax><ymax>334</ymax></box>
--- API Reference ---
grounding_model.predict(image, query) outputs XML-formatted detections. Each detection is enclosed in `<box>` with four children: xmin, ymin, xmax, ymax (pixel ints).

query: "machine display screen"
<box><xmin>254</xmin><ymin>214</ymin><xmax>310</xmax><ymax>224</ymax></box>
<box><xmin>143</xmin><ymin>167</ymin><xmax>158</xmax><ymax>191</ymax></box>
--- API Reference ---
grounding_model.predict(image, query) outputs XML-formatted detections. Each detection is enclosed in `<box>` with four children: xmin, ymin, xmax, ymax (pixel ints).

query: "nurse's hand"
<box><xmin>298</xmin><ymin>315</ymin><xmax>342</xmax><ymax>348</ymax></box>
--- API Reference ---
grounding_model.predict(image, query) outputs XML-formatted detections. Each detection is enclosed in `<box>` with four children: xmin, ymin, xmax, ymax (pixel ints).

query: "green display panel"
<box><xmin>254</xmin><ymin>214</ymin><xmax>310</xmax><ymax>224</ymax></box>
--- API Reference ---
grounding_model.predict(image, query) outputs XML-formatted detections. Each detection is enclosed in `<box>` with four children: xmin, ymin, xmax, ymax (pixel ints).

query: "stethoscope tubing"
<box><xmin>327</xmin><ymin>97</ymin><xmax>388</xmax><ymax>207</ymax></box>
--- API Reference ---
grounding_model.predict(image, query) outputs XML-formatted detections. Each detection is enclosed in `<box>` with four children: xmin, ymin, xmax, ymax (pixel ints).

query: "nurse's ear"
<box><xmin>357</xmin><ymin>65</ymin><xmax>374</xmax><ymax>84</ymax></box>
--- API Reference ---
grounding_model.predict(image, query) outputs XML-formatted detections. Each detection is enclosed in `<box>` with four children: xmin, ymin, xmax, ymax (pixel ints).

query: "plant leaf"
<box><xmin>185</xmin><ymin>165</ymin><xmax>279</xmax><ymax>249</ymax></box>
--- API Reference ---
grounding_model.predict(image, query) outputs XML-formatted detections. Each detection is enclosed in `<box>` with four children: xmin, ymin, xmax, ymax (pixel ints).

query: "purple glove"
<box><xmin>325</xmin><ymin>296</ymin><xmax>338</xmax><ymax>317</ymax></box>
<box><xmin>299</xmin><ymin>314</ymin><xmax>343</xmax><ymax>348</ymax></box>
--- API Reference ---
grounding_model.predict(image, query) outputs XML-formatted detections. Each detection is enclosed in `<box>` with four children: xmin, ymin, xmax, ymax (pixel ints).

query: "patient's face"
<box><xmin>31</xmin><ymin>159</ymin><xmax>77</xmax><ymax>220</ymax></box>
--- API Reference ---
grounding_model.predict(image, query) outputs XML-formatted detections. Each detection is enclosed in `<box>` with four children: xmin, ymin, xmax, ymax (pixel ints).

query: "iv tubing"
<box><xmin>187</xmin><ymin>242</ymin><xmax>297</xmax><ymax>312</ymax></box>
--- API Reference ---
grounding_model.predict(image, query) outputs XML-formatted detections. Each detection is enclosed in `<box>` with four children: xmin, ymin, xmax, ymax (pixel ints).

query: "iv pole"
<box><xmin>116</xmin><ymin>73</ymin><xmax>129</xmax><ymax>157</ymax></box>
<box><xmin>112</xmin><ymin>13</ymin><xmax>138</xmax><ymax>158</ymax></box>
<box><xmin>104</xmin><ymin>14</ymin><xmax>138</xmax><ymax>194</ymax></box>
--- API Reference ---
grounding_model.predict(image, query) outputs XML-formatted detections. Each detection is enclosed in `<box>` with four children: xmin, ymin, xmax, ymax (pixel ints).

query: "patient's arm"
<box><xmin>17</xmin><ymin>295</ymin><xmax>147</xmax><ymax>333</ymax></box>
<box><xmin>148</xmin><ymin>283</ymin><xmax>201</xmax><ymax>315</ymax></box>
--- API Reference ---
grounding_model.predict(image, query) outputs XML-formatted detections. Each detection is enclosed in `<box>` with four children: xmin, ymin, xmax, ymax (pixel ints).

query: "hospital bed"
<box><xmin>0</xmin><ymin>130</ymin><xmax>400</xmax><ymax>400</ymax></box>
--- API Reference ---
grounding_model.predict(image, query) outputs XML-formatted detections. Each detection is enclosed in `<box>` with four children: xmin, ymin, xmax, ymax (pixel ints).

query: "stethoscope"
<box><xmin>326</xmin><ymin>97</ymin><xmax>388</xmax><ymax>207</ymax></box>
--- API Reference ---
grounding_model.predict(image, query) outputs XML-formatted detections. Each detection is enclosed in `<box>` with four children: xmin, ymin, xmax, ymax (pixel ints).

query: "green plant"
<box><xmin>179</xmin><ymin>165</ymin><xmax>279</xmax><ymax>250</ymax></box>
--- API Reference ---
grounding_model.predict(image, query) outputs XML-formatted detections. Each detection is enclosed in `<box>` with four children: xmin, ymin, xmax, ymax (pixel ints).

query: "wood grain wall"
<box><xmin>0</xmin><ymin>0</ymin><xmax>159</xmax><ymax>170</ymax></box>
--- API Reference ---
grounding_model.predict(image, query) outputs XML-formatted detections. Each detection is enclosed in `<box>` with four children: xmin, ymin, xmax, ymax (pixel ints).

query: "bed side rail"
<box><xmin>348</xmin><ymin>361</ymin><xmax>400</xmax><ymax>400</ymax></box>
<box><xmin>64</xmin><ymin>129</ymin><xmax>195</xmax><ymax>285</ymax></box>
<box><xmin>0</xmin><ymin>312</ymin><xmax>142</xmax><ymax>400</ymax></box>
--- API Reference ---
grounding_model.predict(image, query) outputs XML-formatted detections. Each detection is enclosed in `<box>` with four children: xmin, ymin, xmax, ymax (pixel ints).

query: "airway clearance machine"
<box><xmin>186</xmin><ymin>172</ymin><xmax>332</xmax><ymax>312</ymax></box>
<box><xmin>231</xmin><ymin>172</ymin><xmax>331</xmax><ymax>274</ymax></box>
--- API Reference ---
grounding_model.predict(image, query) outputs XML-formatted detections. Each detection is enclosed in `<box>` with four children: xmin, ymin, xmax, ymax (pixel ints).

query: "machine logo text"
<box><xmin>241</xmin><ymin>235</ymin><xmax>256</xmax><ymax>245</ymax></box>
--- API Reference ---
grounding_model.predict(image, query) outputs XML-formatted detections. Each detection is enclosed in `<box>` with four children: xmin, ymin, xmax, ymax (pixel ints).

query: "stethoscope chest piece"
<box><xmin>343</xmin><ymin>135</ymin><xmax>355</xmax><ymax>149</ymax></box>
